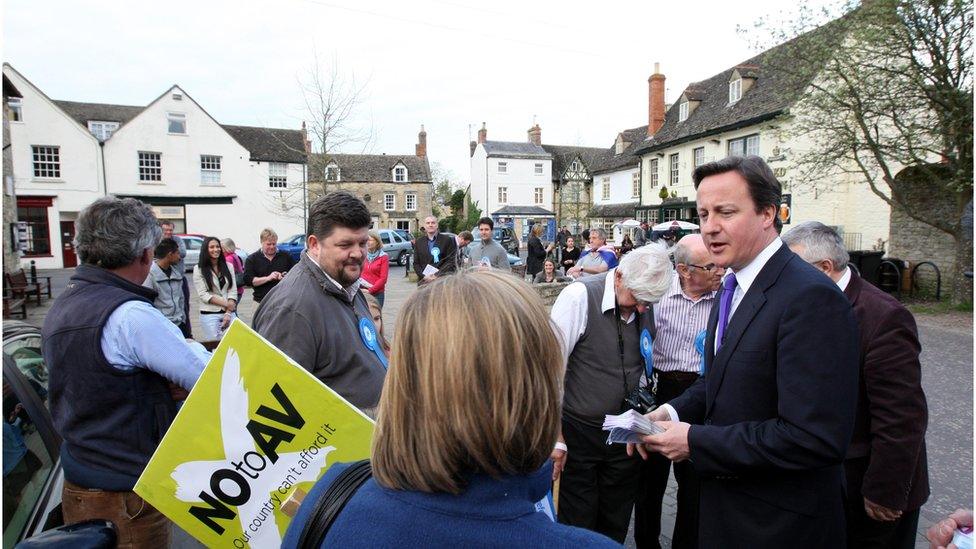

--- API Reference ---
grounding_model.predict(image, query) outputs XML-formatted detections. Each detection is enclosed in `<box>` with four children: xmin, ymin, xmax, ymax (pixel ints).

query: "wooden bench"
<box><xmin>5</xmin><ymin>270</ymin><xmax>46</xmax><ymax>306</ymax></box>
<box><xmin>3</xmin><ymin>290</ymin><xmax>27</xmax><ymax>319</ymax></box>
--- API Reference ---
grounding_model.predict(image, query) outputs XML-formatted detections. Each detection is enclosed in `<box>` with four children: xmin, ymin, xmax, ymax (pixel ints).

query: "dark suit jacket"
<box><xmin>843</xmin><ymin>271</ymin><xmax>929</xmax><ymax>512</ymax></box>
<box><xmin>526</xmin><ymin>235</ymin><xmax>547</xmax><ymax>276</ymax></box>
<box><xmin>668</xmin><ymin>244</ymin><xmax>859</xmax><ymax>548</ymax></box>
<box><xmin>412</xmin><ymin>233</ymin><xmax>458</xmax><ymax>282</ymax></box>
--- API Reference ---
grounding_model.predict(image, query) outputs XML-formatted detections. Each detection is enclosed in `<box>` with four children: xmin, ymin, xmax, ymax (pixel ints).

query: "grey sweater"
<box><xmin>466</xmin><ymin>239</ymin><xmax>511</xmax><ymax>271</ymax></box>
<box><xmin>143</xmin><ymin>262</ymin><xmax>186</xmax><ymax>325</ymax></box>
<box><xmin>252</xmin><ymin>253</ymin><xmax>386</xmax><ymax>411</ymax></box>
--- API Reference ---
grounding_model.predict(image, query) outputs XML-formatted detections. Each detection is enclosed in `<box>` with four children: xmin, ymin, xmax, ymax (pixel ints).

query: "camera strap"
<box><xmin>614</xmin><ymin>296</ymin><xmax>642</xmax><ymax>396</ymax></box>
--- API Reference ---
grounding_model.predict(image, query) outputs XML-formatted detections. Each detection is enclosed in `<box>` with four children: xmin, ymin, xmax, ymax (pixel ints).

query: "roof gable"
<box><xmin>312</xmin><ymin>153</ymin><xmax>431</xmax><ymax>183</ymax></box>
<box><xmin>542</xmin><ymin>144</ymin><xmax>608</xmax><ymax>180</ymax></box>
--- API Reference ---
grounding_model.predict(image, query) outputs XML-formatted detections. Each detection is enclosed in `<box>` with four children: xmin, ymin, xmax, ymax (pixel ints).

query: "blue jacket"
<box><xmin>282</xmin><ymin>461</ymin><xmax>620</xmax><ymax>548</ymax></box>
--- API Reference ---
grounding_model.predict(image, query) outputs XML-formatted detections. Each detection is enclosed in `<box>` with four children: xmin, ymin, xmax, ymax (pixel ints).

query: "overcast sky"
<box><xmin>3</xmin><ymin>0</ymin><xmax>836</xmax><ymax>185</ymax></box>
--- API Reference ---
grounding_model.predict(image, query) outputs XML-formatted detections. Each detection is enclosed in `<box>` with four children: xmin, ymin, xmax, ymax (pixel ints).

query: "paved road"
<box><xmin>19</xmin><ymin>269</ymin><xmax>974</xmax><ymax>548</ymax></box>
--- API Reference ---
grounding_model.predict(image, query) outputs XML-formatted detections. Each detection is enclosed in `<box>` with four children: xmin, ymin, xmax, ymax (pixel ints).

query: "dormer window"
<box><xmin>570</xmin><ymin>161</ymin><xmax>579</xmax><ymax>172</ymax></box>
<box><xmin>88</xmin><ymin>121</ymin><xmax>119</xmax><ymax>141</ymax></box>
<box><xmin>729</xmin><ymin>78</ymin><xmax>742</xmax><ymax>103</ymax></box>
<box><xmin>325</xmin><ymin>163</ymin><xmax>340</xmax><ymax>182</ymax></box>
<box><xmin>679</xmin><ymin>101</ymin><xmax>689</xmax><ymax>122</ymax></box>
<box><xmin>393</xmin><ymin>165</ymin><xmax>407</xmax><ymax>182</ymax></box>
<box><xmin>8</xmin><ymin>98</ymin><xmax>22</xmax><ymax>122</ymax></box>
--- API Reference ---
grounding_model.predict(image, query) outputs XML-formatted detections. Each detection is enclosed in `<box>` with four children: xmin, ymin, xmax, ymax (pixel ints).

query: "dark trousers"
<box><xmin>559</xmin><ymin>414</ymin><xmax>641</xmax><ymax>543</ymax></box>
<box><xmin>180</xmin><ymin>277</ymin><xmax>192</xmax><ymax>338</ymax></box>
<box><xmin>845</xmin><ymin>458</ymin><xmax>921</xmax><ymax>549</ymax></box>
<box><xmin>177</xmin><ymin>321</ymin><xmax>191</xmax><ymax>339</ymax></box>
<box><xmin>635</xmin><ymin>371</ymin><xmax>701</xmax><ymax>549</ymax></box>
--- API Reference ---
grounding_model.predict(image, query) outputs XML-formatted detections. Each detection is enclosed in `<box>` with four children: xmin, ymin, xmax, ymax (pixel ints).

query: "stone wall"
<box><xmin>3</xmin><ymin>95</ymin><xmax>19</xmax><ymax>272</ymax></box>
<box><xmin>533</xmin><ymin>281</ymin><xmax>571</xmax><ymax>307</ymax></box>
<box><xmin>310</xmin><ymin>181</ymin><xmax>433</xmax><ymax>233</ymax></box>
<box><xmin>888</xmin><ymin>206</ymin><xmax>958</xmax><ymax>296</ymax></box>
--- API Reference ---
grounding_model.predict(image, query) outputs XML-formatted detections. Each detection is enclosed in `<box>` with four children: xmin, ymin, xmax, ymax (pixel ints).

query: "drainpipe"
<box><xmin>99</xmin><ymin>141</ymin><xmax>107</xmax><ymax>196</ymax></box>
<box><xmin>302</xmin><ymin>163</ymin><xmax>307</xmax><ymax>233</ymax></box>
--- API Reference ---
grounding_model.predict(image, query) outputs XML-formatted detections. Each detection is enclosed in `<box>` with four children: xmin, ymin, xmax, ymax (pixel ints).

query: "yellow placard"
<box><xmin>135</xmin><ymin>319</ymin><xmax>375</xmax><ymax>548</ymax></box>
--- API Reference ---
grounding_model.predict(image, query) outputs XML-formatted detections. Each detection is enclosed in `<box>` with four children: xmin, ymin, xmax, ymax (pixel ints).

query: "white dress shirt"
<box><xmin>662</xmin><ymin>237</ymin><xmax>783</xmax><ymax>422</ymax></box>
<box><xmin>835</xmin><ymin>266</ymin><xmax>852</xmax><ymax>291</ymax></box>
<box><xmin>550</xmin><ymin>269</ymin><xmax>635</xmax><ymax>367</ymax></box>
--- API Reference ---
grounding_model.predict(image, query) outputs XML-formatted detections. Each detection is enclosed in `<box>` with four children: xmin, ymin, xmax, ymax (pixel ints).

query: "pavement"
<box><xmin>12</xmin><ymin>267</ymin><xmax>973</xmax><ymax>548</ymax></box>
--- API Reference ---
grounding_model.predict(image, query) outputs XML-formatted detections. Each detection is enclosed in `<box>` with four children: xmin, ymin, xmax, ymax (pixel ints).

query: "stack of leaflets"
<box><xmin>602</xmin><ymin>409</ymin><xmax>665</xmax><ymax>444</ymax></box>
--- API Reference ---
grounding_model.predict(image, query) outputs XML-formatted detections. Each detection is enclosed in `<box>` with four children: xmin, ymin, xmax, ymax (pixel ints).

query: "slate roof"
<box><xmin>591</xmin><ymin>125</ymin><xmax>647</xmax><ymax>175</ymax></box>
<box><xmin>482</xmin><ymin>140</ymin><xmax>550</xmax><ymax>158</ymax></box>
<box><xmin>588</xmin><ymin>202</ymin><xmax>638</xmax><ymax>218</ymax></box>
<box><xmin>54</xmin><ymin>100</ymin><xmax>144</xmax><ymax>127</ymax></box>
<box><xmin>634</xmin><ymin>17</ymin><xmax>845</xmax><ymax>155</ymax></box>
<box><xmin>542</xmin><ymin>144</ymin><xmax>609</xmax><ymax>181</ymax></box>
<box><xmin>492</xmin><ymin>205</ymin><xmax>555</xmax><ymax>216</ymax></box>
<box><xmin>222</xmin><ymin>125</ymin><xmax>306</xmax><ymax>164</ymax></box>
<box><xmin>312</xmin><ymin>153</ymin><xmax>432</xmax><ymax>183</ymax></box>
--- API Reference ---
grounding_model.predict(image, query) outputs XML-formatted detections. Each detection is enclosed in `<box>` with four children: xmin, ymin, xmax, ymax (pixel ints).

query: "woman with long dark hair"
<box><xmin>192</xmin><ymin>236</ymin><xmax>237</xmax><ymax>341</ymax></box>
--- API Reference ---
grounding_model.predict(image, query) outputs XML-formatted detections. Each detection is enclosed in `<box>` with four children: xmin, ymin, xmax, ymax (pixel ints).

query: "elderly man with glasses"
<box><xmin>634</xmin><ymin>234</ymin><xmax>723</xmax><ymax>549</ymax></box>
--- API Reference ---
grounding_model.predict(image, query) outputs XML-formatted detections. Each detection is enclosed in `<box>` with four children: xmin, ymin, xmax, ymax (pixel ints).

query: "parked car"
<box><xmin>493</xmin><ymin>227</ymin><xmax>520</xmax><ymax>255</ymax></box>
<box><xmin>3</xmin><ymin>321</ymin><xmax>64</xmax><ymax>546</ymax></box>
<box><xmin>277</xmin><ymin>234</ymin><xmax>306</xmax><ymax>263</ymax></box>
<box><xmin>508</xmin><ymin>253</ymin><xmax>523</xmax><ymax>267</ymax></box>
<box><xmin>378</xmin><ymin>229</ymin><xmax>412</xmax><ymax>266</ymax></box>
<box><xmin>174</xmin><ymin>235</ymin><xmax>248</xmax><ymax>273</ymax></box>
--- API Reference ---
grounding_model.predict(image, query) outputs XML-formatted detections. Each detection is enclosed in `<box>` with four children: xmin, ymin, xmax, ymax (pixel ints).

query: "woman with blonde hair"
<box><xmin>283</xmin><ymin>270</ymin><xmax>617</xmax><ymax>548</ymax></box>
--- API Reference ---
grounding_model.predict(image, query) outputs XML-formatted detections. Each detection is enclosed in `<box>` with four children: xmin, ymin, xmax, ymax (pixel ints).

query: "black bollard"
<box><xmin>30</xmin><ymin>260</ymin><xmax>37</xmax><ymax>284</ymax></box>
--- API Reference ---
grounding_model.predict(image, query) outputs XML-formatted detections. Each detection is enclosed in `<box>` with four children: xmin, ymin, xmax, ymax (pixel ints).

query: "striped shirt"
<box><xmin>652</xmin><ymin>272</ymin><xmax>716</xmax><ymax>373</ymax></box>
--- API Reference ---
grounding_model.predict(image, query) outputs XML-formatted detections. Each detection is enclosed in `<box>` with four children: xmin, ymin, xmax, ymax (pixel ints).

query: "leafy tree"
<box><xmin>749</xmin><ymin>0</ymin><xmax>973</xmax><ymax>302</ymax></box>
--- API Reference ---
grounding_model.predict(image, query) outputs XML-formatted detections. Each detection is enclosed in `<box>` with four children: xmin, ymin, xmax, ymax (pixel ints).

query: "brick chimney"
<box><xmin>527</xmin><ymin>124</ymin><xmax>542</xmax><ymax>146</ymax></box>
<box><xmin>648</xmin><ymin>62</ymin><xmax>666</xmax><ymax>137</ymax></box>
<box><xmin>415</xmin><ymin>124</ymin><xmax>427</xmax><ymax>157</ymax></box>
<box><xmin>477</xmin><ymin>122</ymin><xmax>487</xmax><ymax>143</ymax></box>
<box><xmin>301</xmin><ymin>121</ymin><xmax>311</xmax><ymax>154</ymax></box>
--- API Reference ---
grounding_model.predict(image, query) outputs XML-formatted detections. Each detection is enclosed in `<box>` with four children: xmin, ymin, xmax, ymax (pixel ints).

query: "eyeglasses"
<box><xmin>688</xmin><ymin>263</ymin><xmax>718</xmax><ymax>272</ymax></box>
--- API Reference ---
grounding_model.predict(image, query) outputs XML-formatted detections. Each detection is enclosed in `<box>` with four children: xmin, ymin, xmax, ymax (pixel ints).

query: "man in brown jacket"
<box><xmin>784</xmin><ymin>221</ymin><xmax>929</xmax><ymax>549</ymax></box>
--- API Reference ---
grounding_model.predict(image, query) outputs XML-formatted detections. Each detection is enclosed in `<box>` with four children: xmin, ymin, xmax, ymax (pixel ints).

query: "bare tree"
<box><xmin>262</xmin><ymin>52</ymin><xmax>373</xmax><ymax>224</ymax></box>
<box><xmin>748</xmin><ymin>0</ymin><xmax>973</xmax><ymax>302</ymax></box>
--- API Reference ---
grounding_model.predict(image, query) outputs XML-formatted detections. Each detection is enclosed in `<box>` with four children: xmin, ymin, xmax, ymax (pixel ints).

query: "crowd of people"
<box><xmin>35</xmin><ymin>154</ymin><xmax>962</xmax><ymax>548</ymax></box>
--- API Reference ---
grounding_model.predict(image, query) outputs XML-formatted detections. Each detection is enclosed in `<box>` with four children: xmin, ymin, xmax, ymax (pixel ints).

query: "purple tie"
<box><xmin>716</xmin><ymin>272</ymin><xmax>738</xmax><ymax>352</ymax></box>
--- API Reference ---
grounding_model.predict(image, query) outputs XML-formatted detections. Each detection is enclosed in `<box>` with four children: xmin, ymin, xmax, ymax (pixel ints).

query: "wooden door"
<box><xmin>60</xmin><ymin>221</ymin><xmax>77</xmax><ymax>268</ymax></box>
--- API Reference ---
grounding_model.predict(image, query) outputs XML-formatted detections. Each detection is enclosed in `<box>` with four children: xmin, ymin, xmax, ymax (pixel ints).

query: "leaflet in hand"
<box><xmin>422</xmin><ymin>264</ymin><xmax>439</xmax><ymax>277</ymax></box>
<box><xmin>603</xmin><ymin>409</ymin><xmax>665</xmax><ymax>444</ymax></box>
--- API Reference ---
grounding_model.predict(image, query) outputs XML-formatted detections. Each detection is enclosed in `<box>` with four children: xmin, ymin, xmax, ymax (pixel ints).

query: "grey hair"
<box><xmin>221</xmin><ymin>238</ymin><xmax>236</xmax><ymax>250</ymax></box>
<box><xmin>781</xmin><ymin>221</ymin><xmax>849</xmax><ymax>270</ymax></box>
<box><xmin>74</xmin><ymin>197</ymin><xmax>162</xmax><ymax>269</ymax></box>
<box><xmin>671</xmin><ymin>239</ymin><xmax>694</xmax><ymax>266</ymax></box>
<box><xmin>617</xmin><ymin>242</ymin><xmax>674</xmax><ymax>304</ymax></box>
<box><xmin>590</xmin><ymin>228</ymin><xmax>607</xmax><ymax>242</ymax></box>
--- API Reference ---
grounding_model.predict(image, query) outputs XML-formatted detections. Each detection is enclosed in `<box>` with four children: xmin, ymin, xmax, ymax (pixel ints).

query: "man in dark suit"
<box><xmin>412</xmin><ymin>215</ymin><xmax>458</xmax><ymax>284</ymax></box>
<box><xmin>783</xmin><ymin>221</ymin><xmax>929</xmax><ymax>549</ymax></box>
<box><xmin>630</xmin><ymin>156</ymin><xmax>859</xmax><ymax>547</ymax></box>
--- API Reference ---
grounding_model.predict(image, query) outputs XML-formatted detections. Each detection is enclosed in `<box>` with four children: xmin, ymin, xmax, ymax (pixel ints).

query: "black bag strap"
<box><xmin>297</xmin><ymin>460</ymin><xmax>372</xmax><ymax>549</ymax></box>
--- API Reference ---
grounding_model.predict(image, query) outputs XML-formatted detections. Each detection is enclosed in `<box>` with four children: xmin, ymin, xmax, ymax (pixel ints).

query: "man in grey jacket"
<box><xmin>143</xmin><ymin>237</ymin><xmax>189</xmax><ymax>337</ymax></box>
<box><xmin>466</xmin><ymin>217</ymin><xmax>511</xmax><ymax>272</ymax></box>
<box><xmin>252</xmin><ymin>191</ymin><xmax>386</xmax><ymax>414</ymax></box>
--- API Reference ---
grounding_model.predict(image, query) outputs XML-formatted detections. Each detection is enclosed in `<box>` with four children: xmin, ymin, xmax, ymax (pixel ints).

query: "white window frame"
<box><xmin>167</xmin><ymin>112</ymin><xmax>186</xmax><ymax>134</ymax></box>
<box><xmin>269</xmin><ymin>162</ymin><xmax>287</xmax><ymax>188</ymax></box>
<box><xmin>669</xmin><ymin>153</ymin><xmax>679</xmax><ymax>185</ymax></box>
<box><xmin>138</xmin><ymin>151</ymin><xmax>161</xmax><ymax>182</ymax></box>
<box><xmin>393</xmin><ymin>165</ymin><xmax>407</xmax><ymax>182</ymax></box>
<box><xmin>497</xmin><ymin>161</ymin><xmax>508</xmax><ymax>174</ymax></box>
<box><xmin>384</xmin><ymin>193</ymin><xmax>396</xmax><ymax>211</ymax></box>
<box><xmin>498</xmin><ymin>186</ymin><xmax>508</xmax><ymax>204</ymax></box>
<box><xmin>405</xmin><ymin>193</ymin><xmax>417</xmax><ymax>211</ymax></box>
<box><xmin>534</xmin><ymin>163</ymin><xmax>544</xmax><ymax>175</ymax></box>
<box><xmin>31</xmin><ymin>145</ymin><xmax>61</xmax><ymax>179</ymax></box>
<box><xmin>729</xmin><ymin>78</ymin><xmax>742</xmax><ymax>103</ymax></box>
<box><xmin>570</xmin><ymin>160</ymin><xmax>580</xmax><ymax>172</ymax></box>
<box><xmin>9</xmin><ymin>98</ymin><xmax>23</xmax><ymax>122</ymax></box>
<box><xmin>649</xmin><ymin>158</ymin><xmax>659</xmax><ymax>188</ymax></box>
<box><xmin>679</xmin><ymin>101</ymin><xmax>689</xmax><ymax>122</ymax></box>
<box><xmin>87</xmin><ymin>121</ymin><xmax>120</xmax><ymax>142</ymax></box>
<box><xmin>727</xmin><ymin>134</ymin><xmax>760</xmax><ymax>157</ymax></box>
<box><xmin>325</xmin><ymin>163</ymin><xmax>340</xmax><ymax>182</ymax></box>
<box><xmin>200</xmin><ymin>155</ymin><xmax>222</xmax><ymax>186</ymax></box>
<box><xmin>693</xmin><ymin>147</ymin><xmax>705</xmax><ymax>169</ymax></box>
<box><xmin>601</xmin><ymin>177</ymin><xmax>610</xmax><ymax>201</ymax></box>
<box><xmin>534</xmin><ymin>187</ymin><xmax>544</xmax><ymax>204</ymax></box>
<box><xmin>395</xmin><ymin>219</ymin><xmax>411</xmax><ymax>231</ymax></box>
<box><xmin>648</xmin><ymin>209</ymin><xmax>660</xmax><ymax>223</ymax></box>
<box><xmin>632</xmin><ymin>172</ymin><xmax>640</xmax><ymax>198</ymax></box>
<box><xmin>664</xmin><ymin>209</ymin><xmax>678</xmax><ymax>222</ymax></box>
